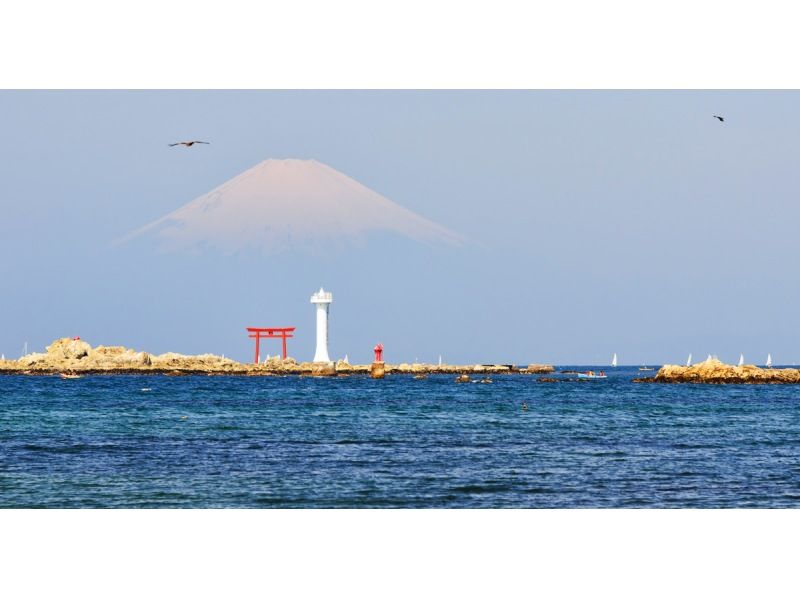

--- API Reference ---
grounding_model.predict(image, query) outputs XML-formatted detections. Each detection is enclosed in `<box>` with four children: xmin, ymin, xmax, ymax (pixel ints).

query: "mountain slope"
<box><xmin>123</xmin><ymin>158</ymin><xmax>462</xmax><ymax>253</ymax></box>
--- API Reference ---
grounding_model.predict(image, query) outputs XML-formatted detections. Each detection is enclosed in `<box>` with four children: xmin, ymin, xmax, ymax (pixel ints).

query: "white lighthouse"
<box><xmin>310</xmin><ymin>287</ymin><xmax>333</xmax><ymax>363</ymax></box>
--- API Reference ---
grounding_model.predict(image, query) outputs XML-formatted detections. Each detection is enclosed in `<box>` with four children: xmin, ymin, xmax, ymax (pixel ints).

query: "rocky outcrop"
<box><xmin>47</xmin><ymin>338</ymin><xmax>91</xmax><ymax>360</ymax></box>
<box><xmin>384</xmin><ymin>363</ymin><xmax>518</xmax><ymax>375</ymax></box>
<box><xmin>83</xmin><ymin>346</ymin><xmax>152</xmax><ymax>368</ymax></box>
<box><xmin>0</xmin><ymin>338</ymin><xmax>248</xmax><ymax>375</ymax></box>
<box><xmin>310</xmin><ymin>362</ymin><xmax>336</xmax><ymax>377</ymax></box>
<box><xmin>150</xmin><ymin>352</ymin><xmax>239</xmax><ymax>371</ymax></box>
<box><xmin>0</xmin><ymin>337</ymin><xmax>554</xmax><ymax>377</ymax></box>
<box><xmin>524</xmin><ymin>364</ymin><xmax>556</xmax><ymax>374</ymax></box>
<box><xmin>641</xmin><ymin>357</ymin><xmax>800</xmax><ymax>384</ymax></box>
<box><xmin>370</xmin><ymin>361</ymin><xmax>386</xmax><ymax>379</ymax></box>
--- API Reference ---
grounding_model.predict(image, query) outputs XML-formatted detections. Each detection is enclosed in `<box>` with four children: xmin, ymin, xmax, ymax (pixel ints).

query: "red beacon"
<box><xmin>373</xmin><ymin>343</ymin><xmax>384</xmax><ymax>362</ymax></box>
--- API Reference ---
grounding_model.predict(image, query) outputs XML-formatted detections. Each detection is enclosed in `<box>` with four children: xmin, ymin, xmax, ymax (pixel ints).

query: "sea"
<box><xmin>1</xmin><ymin>367</ymin><xmax>799</xmax><ymax>508</ymax></box>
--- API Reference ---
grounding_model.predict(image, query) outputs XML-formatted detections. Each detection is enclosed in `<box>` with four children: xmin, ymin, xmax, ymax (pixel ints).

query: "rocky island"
<box><xmin>0</xmin><ymin>337</ymin><xmax>554</xmax><ymax>377</ymax></box>
<box><xmin>636</xmin><ymin>357</ymin><xmax>800</xmax><ymax>384</ymax></box>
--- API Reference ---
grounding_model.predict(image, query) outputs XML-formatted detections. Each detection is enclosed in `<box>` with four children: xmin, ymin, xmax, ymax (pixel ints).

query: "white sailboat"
<box><xmin>766</xmin><ymin>353</ymin><xmax>773</xmax><ymax>368</ymax></box>
<box><xmin>686</xmin><ymin>353</ymin><xmax>692</xmax><ymax>367</ymax></box>
<box><xmin>738</xmin><ymin>353</ymin><xmax>744</xmax><ymax>367</ymax></box>
<box><xmin>611</xmin><ymin>353</ymin><xmax>617</xmax><ymax>367</ymax></box>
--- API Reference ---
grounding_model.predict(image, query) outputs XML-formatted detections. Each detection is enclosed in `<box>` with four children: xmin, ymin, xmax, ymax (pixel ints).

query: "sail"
<box><xmin>611</xmin><ymin>353</ymin><xmax>617</xmax><ymax>367</ymax></box>
<box><xmin>766</xmin><ymin>353</ymin><xmax>773</xmax><ymax>367</ymax></box>
<box><xmin>738</xmin><ymin>354</ymin><xmax>744</xmax><ymax>367</ymax></box>
<box><xmin>686</xmin><ymin>353</ymin><xmax>692</xmax><ymax>367</ymax></box>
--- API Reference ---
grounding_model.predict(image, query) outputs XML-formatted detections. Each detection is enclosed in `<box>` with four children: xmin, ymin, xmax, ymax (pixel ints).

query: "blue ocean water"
<box><xmin>1</xmin><ymin>368</ymin><xmax>799</xmax><ymax>508</ymax></box>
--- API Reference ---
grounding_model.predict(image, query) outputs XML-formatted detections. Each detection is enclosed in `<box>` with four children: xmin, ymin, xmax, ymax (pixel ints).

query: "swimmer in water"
<box><xmin>521</xmin><ymin>402</ymin><xmax>529</xmax><ymax>411</ymax></box>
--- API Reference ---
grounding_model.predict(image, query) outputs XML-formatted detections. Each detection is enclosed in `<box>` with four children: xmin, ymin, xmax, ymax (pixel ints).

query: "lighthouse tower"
<box><xmin>310</xmin><ymin>287</ymin><xmax>333</xmax><ymax>363</ymax></box>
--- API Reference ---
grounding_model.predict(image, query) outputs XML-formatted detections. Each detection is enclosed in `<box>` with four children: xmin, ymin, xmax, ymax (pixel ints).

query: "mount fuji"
<box><xmin>122</xmin><ymin>158</ymin><xmax>462</xmax><ymax>253</ymax></box>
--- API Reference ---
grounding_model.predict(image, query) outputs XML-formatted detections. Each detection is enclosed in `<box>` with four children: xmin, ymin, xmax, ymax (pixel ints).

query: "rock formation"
<box><xmin>524</xmin><ymin>364</ymin><xmax>556</xmax><ymax>374</ymax></box>
<box><xmin>0</xmin><ymin>337</ymin><xmax>553</xmax><ymax>377</ymax></box>
<box><xmin>2</xmin><ymin>338</ymin><xmax>244</xmax><ymax>374</ymax></box>
<box><xmin>47</xmin><ymin>338</ymin><xmax>91</xmax><ymax>360</ymax></box>
<box><xmin>310</xmin><ymin>362</ymin><xmax>336</xmax><ymax>377</ymax></box>
<box><xmin>370</xmin><ymin>361</ymin><xmax>386</xmax><ymax>379</ymax></box>
<box><xmin>639</xmin><ymin>357</ymin><xmax>800</xmax><ymax>384</ymax></box>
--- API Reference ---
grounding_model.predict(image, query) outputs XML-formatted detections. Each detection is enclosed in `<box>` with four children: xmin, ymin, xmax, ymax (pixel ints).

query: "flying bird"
<box><xmin>713</xmin><ymin>115</ymin><xmax>724</xmax><ymax>122</ymax></box>
<box><xmin>169</xmin><ymin>140</ymin><xmax>210</xmax><ymax>147</ymax></box>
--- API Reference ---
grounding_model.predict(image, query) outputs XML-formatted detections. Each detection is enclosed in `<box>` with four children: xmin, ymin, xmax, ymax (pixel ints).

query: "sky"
<box><xmin>1</xmin><ymin>90</ymin><xmax>799</xmax><ymax>365</ymax></box>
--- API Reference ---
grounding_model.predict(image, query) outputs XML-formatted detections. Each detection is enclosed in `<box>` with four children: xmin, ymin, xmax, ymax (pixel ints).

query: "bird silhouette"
<box><xmin>169</xmin><ymin>141</ymin><xmax>210</xmax><ymax>147</ymax></box>
<box><xmin>713</xmin><ymin>115</ymin><xmax>724</xmax><ymax>122</ymax></box>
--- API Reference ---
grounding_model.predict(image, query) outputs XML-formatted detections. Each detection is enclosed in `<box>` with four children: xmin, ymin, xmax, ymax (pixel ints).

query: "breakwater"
<box><xmin>634</xmin><ymin>357</ymin><xmax>800</xmax><ymax>384</ymax></box>
<box><xmin>0</xmin><ymin>337</ymin><xmax>554</xmax><ymax>377</ymax></box>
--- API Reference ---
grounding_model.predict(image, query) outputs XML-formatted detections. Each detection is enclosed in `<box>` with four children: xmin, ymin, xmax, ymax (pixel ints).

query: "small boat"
<box><xmin>638</xmin><ymin>365</ymin><xmax>654</xmax><ymax>371</ymax></box>
<box><xmin>686</xmin><ymin>353</ymin><xmax>692</xmax><ymax>367</ymax></box>
<box><xmin>455</xmin><ymin>374</ymin><xmax>470</xmax><ymax>383</ymax></box>
<box><xmin>738</xmin><ymin>353</ymin><xmax>744</xmax><ymax>367</ymax></box>
<box><xmin>478</xmin><ymin>377</ymin><xmax>493</xmax><ymax>384</ymax></box>
<box><xmin>60</xmin><ymin>372</ymin><xmax>82</xmax><ymax>380</ymax></box>
<box><xmin>577</xmin><ymin>370</ymin><xmax>607</xmax><ymax>379</ymax></box>
<box><xmin>766</xmin><ymin>354</ymin><xmax>773</xmax><ymax>368</ymax></box>
<box><xmin>413</xmin><ymin>374</ymin><xmax>428</xmax><ymax>380</ymax></box>
<box><xmin>611</xmin><ymin>353</ymin><xmax>618</xmax><ymax>367</ymax></box>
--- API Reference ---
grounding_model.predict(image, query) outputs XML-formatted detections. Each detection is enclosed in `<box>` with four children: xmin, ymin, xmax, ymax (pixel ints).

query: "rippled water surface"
<box><xmin>2</xmin><ymin>369</ymin><xmax>800</xmax><ymax>507</ymax></box>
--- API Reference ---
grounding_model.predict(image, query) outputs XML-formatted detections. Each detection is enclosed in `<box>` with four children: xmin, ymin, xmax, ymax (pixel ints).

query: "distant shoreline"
<box><xmin>0</xmin><ymin>336</ymin><xmax>555</xmax><ymax>377</ymax></box>
<box><xmin>7</xmin><ymin>338</ymin><xmax>798</xmax><ymax>384</ymax></box>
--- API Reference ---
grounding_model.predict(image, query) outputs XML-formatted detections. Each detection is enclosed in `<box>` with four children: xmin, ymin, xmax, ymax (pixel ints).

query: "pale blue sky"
<box><xmin>1</xmin><ymin>91</ymin><xmax>798</xmax><ymax>365</ymax></box>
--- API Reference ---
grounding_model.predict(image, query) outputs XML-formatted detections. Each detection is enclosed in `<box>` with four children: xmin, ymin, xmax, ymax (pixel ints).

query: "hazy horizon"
<box><xmin>1</xmin><ymin>90</ymin><xmax>798</xmax><ymax>365</ymax></box>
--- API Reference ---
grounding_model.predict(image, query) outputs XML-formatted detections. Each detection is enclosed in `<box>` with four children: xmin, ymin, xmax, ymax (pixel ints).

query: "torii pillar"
<box><xmin>246</xmin><ymin>327</ymin><xmax>296</xmax><ymax>363</ymax></box>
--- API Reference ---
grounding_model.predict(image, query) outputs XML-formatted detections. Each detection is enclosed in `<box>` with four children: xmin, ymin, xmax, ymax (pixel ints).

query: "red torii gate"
<box><xmin>246</xmin><ymin>327</ymin><xmax>295</xmax><ymax>363</ymax></box>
